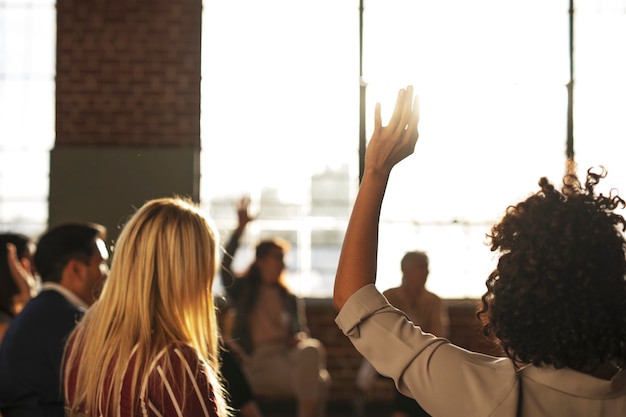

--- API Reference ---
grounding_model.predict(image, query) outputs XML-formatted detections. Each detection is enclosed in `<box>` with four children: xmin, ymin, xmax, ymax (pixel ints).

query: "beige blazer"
<box><xmin>336</xmin><ymin>284</ymin><xmax>626</xmax><ymax>417</ymax></box>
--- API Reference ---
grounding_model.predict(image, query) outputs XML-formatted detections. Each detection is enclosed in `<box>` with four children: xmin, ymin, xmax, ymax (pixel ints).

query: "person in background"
<box><xmin>0</xmin><ymin>233</ymin><xmax>38</xmax><ymax>343</ymax></box>
<box><xmin>63</xmin><ymin>197</ymin><xmax>228</xmax><ymax>417</ymax></box>
<box><xmin>220</xmin><ymin>197</ymin><xmax>330</xmax><ymax>417</ymax></box>
<box><xmin>215</xmin><ymin>295</ymin><xmax>265</xmax><ymax>417</ymax></box>
<box><xmin>0</xmin><ymin>222</ymin><xmax>108</xmax><ymax>417</ymax></box>
<box><xmin>220</xmin><ymin>346</ymin><xmax>264</xmax><ymax>417</ymax></box>
<box><xmin>356</xmin><ymin>250</ymin><xmax>449</xmax><ymax>417</ymax></box>
<box><xmin>333</xmin><ymin>85</ymin><xmax>626</xmax><ymax>416</ymax></box>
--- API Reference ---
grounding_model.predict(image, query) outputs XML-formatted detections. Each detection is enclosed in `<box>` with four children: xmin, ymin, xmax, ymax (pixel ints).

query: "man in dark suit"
<box><xmin>0</xmin><ymin>222</ymin><xmax>108</xmax><ymax>417</ymax></box>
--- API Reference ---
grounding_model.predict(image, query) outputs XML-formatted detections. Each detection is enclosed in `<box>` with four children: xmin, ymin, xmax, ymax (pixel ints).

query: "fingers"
<box><xmin>6</xmin><ymin>243</ymin><xmax>32</xmax><ymax>288</ymax></box>
<box><xmin>406</xmin><ymin>95</ymin><xmax>420</xmax><ymax>144</ymax></box>
<box><xmin>413</xmin><ymin>95</ymin><xmax>420</xmax><ymax>125</ymax></box>
<box><xmin>237</xmin><ymin>196</ymin><xmax>250</xmax><ymax>210</ymax></box>
<box><xmin>6</xmin><ymin>244</ymin><xmax>22</xmax><ymax>277</ymax></box>
<box><xmin>387</xmin><ymin>88</ymin><xmax>408</xmax><ymax>131</ymax></box>
<box><xmin>374</xmin><ymin>86</ymin><xmax>417</xmax><ymax>137</ymax></box>
<box><xmin>374</xmin><ymin>102</ymin><xmax>382</xmax><ymax>132</ymax></box>
<box><xmin>6</xmin><ymin>243</ymin><xmax>16</xmax><ymax>259</ymax></box>
<box><xmin>394</xmin><ymin>86</ymin><xmax>416</xmax><ymax>136</ymax></box>
<box><xmin>236</xmin><ymin>195</ymin><xmax>257</xmax><ymax>227</ymax></box>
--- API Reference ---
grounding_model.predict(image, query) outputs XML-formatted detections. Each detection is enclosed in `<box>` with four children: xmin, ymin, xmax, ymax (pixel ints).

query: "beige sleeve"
<box><xmin>335</xmin><ymin>284</ymin><xmax>519</xmax><ymax>417</ymax></box>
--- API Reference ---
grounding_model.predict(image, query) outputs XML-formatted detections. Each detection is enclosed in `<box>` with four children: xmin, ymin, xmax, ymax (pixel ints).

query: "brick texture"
<box><xmin>56</xmin><ymin>0</ymin><xmax>201</xmax><ymax>147</ymax></box>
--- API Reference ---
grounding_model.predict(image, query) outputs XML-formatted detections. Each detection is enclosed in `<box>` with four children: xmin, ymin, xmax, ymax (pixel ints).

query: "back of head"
<box><xmin>65</xmin><ymin>196</ymin><xmax>223</xmax><ymax>416</ymax></box>
<box><xmin>401</xmin><ymin>251</ymin><xmax>429</xmax><ymax>272</ymax></box>
<box><xmin>479</xmin><ymin>168</ymin><xmax>626</xmax><ymax>372</ymax></box>
<box><xmin>34</xmin><ymin>222</ymin><xmax>106</xmax><ymax>284</ymax></box>
<box><xmin>103</xmin><ymin>196</ymin><xmax>220</xmax><ymax>350</ymax></box>
<box><xmin>0</xmin><ymin>233</ymin><xmax>33</xmax><ymax>313</ymax></box>
<box><xmin>255</xmin><ymin>237</ymin><xmax>291</xmax><ymax>260</ymax></box>
<box><xmin>400</xmin><ymin>250</ymin><xmax>429</xmax><ymax>290</ymax></box>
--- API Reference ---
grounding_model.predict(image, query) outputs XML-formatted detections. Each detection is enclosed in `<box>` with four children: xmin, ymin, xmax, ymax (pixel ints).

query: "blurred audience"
<box><xmin>0</xmin><ymin>233</ymin><xmax>38</xmax><ymax>343</ymax></box>
<box><xmin>0</xmin><ymin>222</ymin><xmax>108</xmax><ymax>417</ymax></box>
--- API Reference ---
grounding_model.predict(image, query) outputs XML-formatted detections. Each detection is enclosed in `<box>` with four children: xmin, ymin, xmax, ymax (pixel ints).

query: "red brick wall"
<box><xmin>56</xmin><ymin>0</ymin><xmax>201</xmax><ymax>147</ymax></box>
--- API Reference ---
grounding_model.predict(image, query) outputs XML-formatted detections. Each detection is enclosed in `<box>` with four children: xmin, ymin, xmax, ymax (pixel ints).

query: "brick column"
<box><xmin>50</xmin><ymin>0</ymin><xmax>202</xmax><ymax>243</ymax></box>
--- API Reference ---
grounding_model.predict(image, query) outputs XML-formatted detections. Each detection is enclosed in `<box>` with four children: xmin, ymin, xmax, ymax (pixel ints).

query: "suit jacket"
<box><xmin>0</xmin><ymin>289</ymin><xmax>85</xmax><ymax>417</ymax></box>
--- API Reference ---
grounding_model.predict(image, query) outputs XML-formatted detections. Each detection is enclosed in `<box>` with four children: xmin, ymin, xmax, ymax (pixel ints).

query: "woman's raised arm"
<box><xmin>333</xmin><ymin>86</ymin><xmax>420</xmax><ymax>311</ymax></box>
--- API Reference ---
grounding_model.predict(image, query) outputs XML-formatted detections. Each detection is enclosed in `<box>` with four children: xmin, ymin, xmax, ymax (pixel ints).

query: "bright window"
<box><xmin>201</xmin><ymin>0</ymin><xmax>585</xmax><ymax>298</ymax></box>
<box><xmin>0</xmin><ymin>0</ymin><xmax>55</xmax><ymax>237</ymax></box>
<box><xmin>1</xmin><ymin>1</ymin><xmax>625</xmax><ymax>299</ymax></box>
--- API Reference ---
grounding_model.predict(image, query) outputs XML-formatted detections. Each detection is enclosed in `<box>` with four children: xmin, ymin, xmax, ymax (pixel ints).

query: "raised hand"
<box><xmin>6</xmin><ymin>243</ymin><xmax>38</xmax><ymax>313</ymax></box>
<box><xmin>333</xmin><ymin>85</ymin><xmax>420</xmax><ymax>310</ymax></box>
<box><xmin>235</xmin><ymin>197</ymin><xmax>256</xmax><ymax>231</ymax></box>
<box><xmin>365</xmin><ymin>85</ymin><xmax>420</xmax><ymax>177</ymax></box>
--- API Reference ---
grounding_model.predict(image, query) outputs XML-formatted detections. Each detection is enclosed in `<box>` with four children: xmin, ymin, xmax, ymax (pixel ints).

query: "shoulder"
<box><xmin>383</xmin><ymin>286</ymin><xmax>401</xmax><ymax>296</ymax></box>
<box><xmin>148</xmin><ymin>343</ymin><xmax>217</xmax><ymax>388</ymax></box>
<box><xmin>24</xmin><ymin>290</ymin><xmax>80</xmax><ymax>314</ymax></box>
<box><xmin>152</xmin><ymin>343</ymin><xmax>205</xmax><ymax>373</ymax></box>
<box><xmin>382</xmin><ymin>286</ymin><xmax>402</xmax><ymax>303</ymax></box>
<box><xmin>422</xmin><ymin>290</ymin><xmax>443</xmax><ymax>303</ymax></box>
<box><xmin>23</xmin><ymin>289</ymin><xmax>64</xmax><ymax>307</ymax></box>
<box><xmin>170</xmin><ymin>343</ymin><xmax>204</xmax><ymax>366</ymax></box>
<box><xmin>9</xmin><ymin>291</ymin><xmax>82</xmax><ymax>333</ymax></box>
<box><xmin>281</xmin><ymin>290</ymin><xmax>301</xmax><ymax>308</ymax></box>
<box><xmin>145</xmin><ymin>344</ymin><xmax>220</xmax><ymax>417</ymax></box>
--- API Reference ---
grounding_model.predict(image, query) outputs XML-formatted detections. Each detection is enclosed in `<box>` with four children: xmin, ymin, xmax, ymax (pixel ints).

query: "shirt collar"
<box><xmin>519</xmin><ymin>364</ymin><xmax>626</xmax><ymax>398</ymax></box>
<box><xmin>40</xmin><ymin>282</ymin><xmax>88</xmax><ymax>310</ymax></box>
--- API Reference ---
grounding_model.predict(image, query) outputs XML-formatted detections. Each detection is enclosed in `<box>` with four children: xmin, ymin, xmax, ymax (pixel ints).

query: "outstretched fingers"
<box><xmin>393</xmin><ymin>86</ymin><xmax>416</xmax><ymax>135</ymax></box>
<box><xmin>386</xmin><ymin>88</ymin><xmax>407</xmax><ymax>132</ymax></box>
<box><xmin>6</xmin><ymin>243</ymin><xmax>37</xmax><ymax>299</ymax></box>
<box><xmin>364</xmin><ymin>86</ymin><xmax>420</xmax><ymax>173</ymax></box>
<box><xmin>390</xmin><ymin>87</ymin><xmax>419</xmax><ymax>159</ymax></box>
<box><xmin>406</xmin><ymin>94</ymin><xmax>420</xmax><ymax>145</ymax></box>
<box><xmin>236</xmin><ymin>196</ymin><xmax>255</xmax><ymax>227</ymax></box>
<box><xmin>374</xmin><ymin>102</ymin><xmax>382</xmax><ymax>133</ymax></box>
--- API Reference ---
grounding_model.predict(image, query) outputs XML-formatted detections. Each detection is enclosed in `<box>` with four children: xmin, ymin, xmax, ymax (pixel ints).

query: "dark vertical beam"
<box><xmin>359</xmin><ymin>0</ymin><xmax>367</xmax><ymax>184</ymax></box>
<box><xmin>566</xmin><ymin>0</ymin><xmax>575</xmax><ymax>172</ymax></box>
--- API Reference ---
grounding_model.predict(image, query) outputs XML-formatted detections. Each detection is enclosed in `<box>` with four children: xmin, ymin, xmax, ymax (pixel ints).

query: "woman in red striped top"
<box><xmin>63</xmin><ymin>197</ymin><xmax>228</xmax><ymax>417</ymax></box>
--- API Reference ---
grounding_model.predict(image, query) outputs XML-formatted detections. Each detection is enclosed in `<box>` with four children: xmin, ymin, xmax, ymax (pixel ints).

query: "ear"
<box><xmin>60</xmin><ymin>258</ymin><xmax>87</xmax><ymax>289</ymax></box>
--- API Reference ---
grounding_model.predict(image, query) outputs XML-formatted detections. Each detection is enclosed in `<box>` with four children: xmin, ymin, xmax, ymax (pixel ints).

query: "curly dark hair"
<box><xmin>477</xmin><ymin>167</ymin><xmax>626</xmax><ymax>373</ymax></box>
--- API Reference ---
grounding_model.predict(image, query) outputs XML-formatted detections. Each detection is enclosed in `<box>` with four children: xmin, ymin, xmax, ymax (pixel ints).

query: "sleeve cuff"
<box><xmin>335</xmin><ymin>284</ymin><xmax>390</xmax><ymax>338</ymax></box>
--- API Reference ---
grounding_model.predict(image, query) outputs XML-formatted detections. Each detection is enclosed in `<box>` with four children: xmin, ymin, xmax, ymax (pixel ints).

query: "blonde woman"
<box><xmin>63</xmin><ymin>197</ymin><xmax>228</xmax><ymax>417</ymax></box>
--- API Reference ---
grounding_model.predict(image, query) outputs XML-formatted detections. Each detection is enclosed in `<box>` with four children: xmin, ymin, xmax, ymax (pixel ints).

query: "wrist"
<box><xmin>361</xmin><ymin>167</ymin><xmax>392</xmax><ymax>189</ymax></box>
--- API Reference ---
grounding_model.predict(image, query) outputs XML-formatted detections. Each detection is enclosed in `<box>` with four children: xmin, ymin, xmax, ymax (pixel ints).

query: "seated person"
<box><xmin>63</xmin><ymin>198</ymin><xmax>228</xmax><ymax>417</ymax></box>
<box><xmin>356</xmin><ymin>250</ymin><xmax>449</xmax><ymax>417</ymax></box>
<box><xmin>0</xmin><ymin>222</ymin><xmax>108</xmax><ymax>417</ymax></box>
<box><xmin>220</xmin><ymin>197</ymin><xmax>330</xmax><ymax>417</ymax></box>
<box><xmin>220</xmin><ymin>343</ymin><xmax>264</xmax><ymax>417</ymax></box>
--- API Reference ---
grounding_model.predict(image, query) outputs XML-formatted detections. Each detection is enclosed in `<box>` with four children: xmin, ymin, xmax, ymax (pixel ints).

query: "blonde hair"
<box><xmin>63</xmin><ymin>197</ymin><xmax>227</xmax><ymax>416</ymax></box>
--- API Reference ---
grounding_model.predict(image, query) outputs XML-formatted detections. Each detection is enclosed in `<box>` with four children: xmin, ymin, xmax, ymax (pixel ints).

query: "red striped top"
<box><xmin>65</xmin><ymin>343</ymin><xmax>221</xmax><ymax>417</ymax></box>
